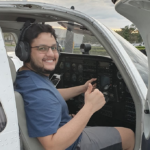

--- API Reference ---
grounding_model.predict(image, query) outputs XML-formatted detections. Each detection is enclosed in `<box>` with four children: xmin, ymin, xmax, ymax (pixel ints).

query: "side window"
<box><xmin>3</xmin><ymin>32</ymin><xmax>23</xmax><ymax>71</ymax></box>
<box><xmin>3</xmin><ymin>32</ymin><xmax>16</xmax><ymax>54</ymax></box>
<box><xmin>0</xmin><ymin>102</ymin><xmax>7</xmax><ymax>132</ymax></box>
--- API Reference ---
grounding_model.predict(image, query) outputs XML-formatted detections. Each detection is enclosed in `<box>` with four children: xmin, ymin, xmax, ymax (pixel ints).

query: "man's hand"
<box><xmin>82</xmin><ymin>78</ymin><xmax>97</xmax><ymax>93</ymax></box>
<box><xmin>38</xmin><ymin>84</ymin><xmax>105</xmax><ymax>150</ymax></box>
<box><xmin>58</xmin><ymin>78</ymin><xmax>97</xmax><ymax>101</ymax></box>
<box><xmin>84</xmin><ymin>83</ymin><xmax>106</xmax><ymax>113</ymax></box>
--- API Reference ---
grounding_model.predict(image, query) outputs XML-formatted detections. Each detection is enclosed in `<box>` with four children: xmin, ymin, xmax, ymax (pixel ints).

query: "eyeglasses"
<box><xmin>31</xmin><ymin>45</ymin><xmax>58</xmax><ymax>54</ymax></box>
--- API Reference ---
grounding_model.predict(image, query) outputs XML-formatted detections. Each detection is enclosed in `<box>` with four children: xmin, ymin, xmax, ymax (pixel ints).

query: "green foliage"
<box><xmin>136</xmin><ymin>46</ymin><xmax>145</xmax><ymax>48</ymax></box>
<box><xmin>73</xmin><ymin>47</ymin><xmax>109</xmax><ymax>56</ymax></box>
<box><xmin>5</xmin><ymin>43</ymin><xmax>15</xmax><ymax>46</ymax></box>
<box><xmin>137</xmin><ymin>33</ymin><xmax>142</xmax><ymax>42</ymax></box>
<box><xmin>136</xmin><ymin>46</ymin><xmax>145</xmax><ymax>50</ymax></box>
<box><xmin>63</xmin><ymin>45</ymin><xmax>145</xmax><ymax>56</ymax></box>
<box><xmin>115</xmin><ymin>24</ymin><xmax>143</xmax><ymax>43</ymax></box>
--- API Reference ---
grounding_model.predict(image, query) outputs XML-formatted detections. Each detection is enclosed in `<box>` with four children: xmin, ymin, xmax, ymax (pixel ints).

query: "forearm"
<box><xmin>53</xmin><ymin>105</ymin><xmax>93</xmax><ymax>149</ymax></box>
<box><xmin>38</xmin><ymin>104</ymin><xmax>93</xmax><ymax>150</ymax></box>
<box><xmin>38</xmin><ymin>83</ymin><xmax>105</xmax><ymax>150</ymax></box>
<box><xmin>57</xmin><ymin>85</ymin><xmax>85</xmax><ymax>101</ymax></box>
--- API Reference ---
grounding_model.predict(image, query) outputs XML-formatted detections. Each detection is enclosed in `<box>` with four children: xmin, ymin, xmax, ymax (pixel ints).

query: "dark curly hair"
<box><xmin>24</xmin><ymin>23</ymin><xmax>57</xmax><ymax>45</ymax></box>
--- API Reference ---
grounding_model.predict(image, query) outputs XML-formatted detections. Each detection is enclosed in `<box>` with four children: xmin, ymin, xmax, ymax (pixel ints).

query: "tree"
<box><xmin>137</xmin><ymin>33</ymin><xmax>142</xmax><ymax>43</ymax></box>
<box><xmin>115</xmin><ymin>24</ymin><xmax>143</xmax><ymax>43</ymax></box>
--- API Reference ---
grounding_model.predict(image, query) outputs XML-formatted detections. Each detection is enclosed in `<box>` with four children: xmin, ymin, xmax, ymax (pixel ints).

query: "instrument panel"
<box><xmin>52</xmin><ymin>53</ymin><xmax>136</xmax><ymax>131</ymax></box>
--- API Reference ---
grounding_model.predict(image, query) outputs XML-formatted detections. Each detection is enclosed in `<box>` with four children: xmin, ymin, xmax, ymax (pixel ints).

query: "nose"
<box><xmin>46</xmin><ymin>47</ymin><xmax>54</xmax><ymax>56</ymax></box>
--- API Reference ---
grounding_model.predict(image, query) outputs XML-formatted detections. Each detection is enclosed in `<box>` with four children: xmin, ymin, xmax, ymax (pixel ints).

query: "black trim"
<box><xmin>101</xmin><ymin>143</ymin><xmax>122</xmax><ymax>150</ymax></box>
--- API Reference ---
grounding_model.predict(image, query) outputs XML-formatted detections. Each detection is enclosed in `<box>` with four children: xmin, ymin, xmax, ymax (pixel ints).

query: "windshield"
<box><xmin>49</xmin><ymin>22</ymin><xmax>109</xmax><ymax>56</ymax></box>
<box><xmin>4</xmin><ymin>20</ymin><xmax>147</xmax><ymax>88</ymax></box>
<box><xmin>112</xmin><ymin>31</ymin><xmax>148</xmax><ymax>88</ymax></box>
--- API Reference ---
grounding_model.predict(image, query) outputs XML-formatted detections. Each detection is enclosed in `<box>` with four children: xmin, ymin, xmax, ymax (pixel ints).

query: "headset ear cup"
<box><xmin>24</xmin><ymin>41</ymin><xmax>31</xmax><ymax>62</ymax></box>
<box><xmin>15</xmin><ymin>22</ymin><xmax>32</xmax><ymax>62</ymax></box>
<box><xmin>16</xmin><ymin>41</ymin><xmax>30</xmax><ymax>62</ymax></box>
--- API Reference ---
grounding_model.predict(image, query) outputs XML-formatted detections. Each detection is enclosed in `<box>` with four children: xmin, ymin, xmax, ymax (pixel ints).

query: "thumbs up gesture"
<box><xmin>84</xmin><ymin>83</ymin><xmax>106</xmax><ymax>114</ymax></box>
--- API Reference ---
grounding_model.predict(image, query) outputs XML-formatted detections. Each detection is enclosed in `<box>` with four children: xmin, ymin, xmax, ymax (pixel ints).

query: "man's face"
<box><xmin>29</xmin><ymin>32</ymin><xmax>59</xmax><ymax>75</ymax></box>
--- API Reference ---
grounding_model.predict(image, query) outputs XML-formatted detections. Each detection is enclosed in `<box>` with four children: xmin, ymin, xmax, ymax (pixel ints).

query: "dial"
<box><xmin>72</xmin><ymin>63</ymin><xmax>76</xmax><ymax>71</ymax></box>
<box><xmin>65</xmin><ymin>62</ymin><xmax>70</xmax><ymax>69</ymax></box>
<box><xmin>72</xmin><ymin>74</ymin><xmax>77</xmax><ymax>82</ymax></box>
<box><xmin>78</xmin><ymin>64</ymin><xmax>83</xmax><ymax>73</ymax></box>
<box><xmin>78</xmin><ymin>75</ymin><xmax>83</xmax><ymax>83</ymax></box>
<box><xmin>59</xmin><ymin>62</ymin><xmax>64</xmax><ymax>69</ymax></box>
<box><xmin>117</xmin><ymin>71</ymin><xmax>122</xmax><ymax>80</ymax></box>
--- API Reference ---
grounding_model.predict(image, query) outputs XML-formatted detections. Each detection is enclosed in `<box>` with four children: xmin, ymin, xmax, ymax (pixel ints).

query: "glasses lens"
<box><xmin>38</xmin><ymin>46</ymin><xmax>48</xmax><ymax>53</ymax></box>
<box><xmin>51</xmin><ymin>46</ymin><xmax>57</xmax><ymax>51</ymax></box>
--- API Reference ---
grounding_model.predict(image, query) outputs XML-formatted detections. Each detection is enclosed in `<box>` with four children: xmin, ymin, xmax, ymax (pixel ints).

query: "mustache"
<box><xmin>29</xmin><ymin>58</ymin><xmax>57</xmax><ymax>75</ymax></box>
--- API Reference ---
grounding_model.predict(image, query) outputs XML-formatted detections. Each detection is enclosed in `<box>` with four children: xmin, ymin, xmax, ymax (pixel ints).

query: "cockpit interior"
<box><xmin>49</xmin><ymin>21</ymin><xmax>136</xmax><ymax>132</ymax></box>
<box><xmin>1</xmin><ymin>16</ymin><xmax>145</xmax><ymax>135</ymax></box>
<box><xmin>51</xmin><ymin>53</ymin><xmax>136</xmax><ymax>132</ymax></box>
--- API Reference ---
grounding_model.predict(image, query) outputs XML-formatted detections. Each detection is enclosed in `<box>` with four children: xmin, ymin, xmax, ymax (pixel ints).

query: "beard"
<box><xmin>30</xmin><ymin>58</ymin><xmax>55</xmax><ymax>75</ymax></box>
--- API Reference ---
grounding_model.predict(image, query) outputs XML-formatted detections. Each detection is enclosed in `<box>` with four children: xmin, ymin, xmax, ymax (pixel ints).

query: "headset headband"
<box><xmin>20</xmin><ymin>21</ymin><xmax>32</xmax><ymax>41</ymax></box>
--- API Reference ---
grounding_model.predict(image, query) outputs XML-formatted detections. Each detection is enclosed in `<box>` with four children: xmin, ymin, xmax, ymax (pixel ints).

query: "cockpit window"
<box><xmin>4</xmin><ymin>22</ymin><xmax>109</xmax><ymax>57</ymax></box>
<box><xmin>3</xmin><ymin>32</ymin><xmax>16</xmax><ymax>53</ymax></box>
<box><xmin>113</xmin><ymin>31</ymin><xmax>148</xmax><ymax>88</ymax></box>
<box><xmin>48</xmin><ymin>22</ymin><xmax>109</xmax><ymax>56</ymax></box>
<box><xmin>82</xmin><ymin>35</ymin><xmax>108</xmax><ymax>56</ymax></box>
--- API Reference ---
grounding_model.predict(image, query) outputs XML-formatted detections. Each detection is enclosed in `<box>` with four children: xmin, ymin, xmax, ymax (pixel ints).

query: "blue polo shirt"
<box><xmin>15</xmin><ymin>70</ymin><xmax>81</xmax><ymax>150</ymax></box>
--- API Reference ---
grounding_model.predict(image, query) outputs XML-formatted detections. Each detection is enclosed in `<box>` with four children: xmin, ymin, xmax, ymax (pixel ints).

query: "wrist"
<box><xmin>83</xmin><ymin>103</ymin><xmax>95</xmax><ymax>116</ymax></box>
<box><xmin>80</xmin><ymin>84</ymin><xmax>86</xmax><ymax>93</ymax></box>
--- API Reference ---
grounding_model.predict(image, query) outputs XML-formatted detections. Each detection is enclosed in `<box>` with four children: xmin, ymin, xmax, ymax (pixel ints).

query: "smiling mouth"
<box><xmin>43</xmin><ymin>59</ymin><xmax>56</xmax><ymax>63</ymax></box>
<box><xmin>45</xmin><ymin>60</ymin><xmax>54</xmax><ymax>63</ymax></box>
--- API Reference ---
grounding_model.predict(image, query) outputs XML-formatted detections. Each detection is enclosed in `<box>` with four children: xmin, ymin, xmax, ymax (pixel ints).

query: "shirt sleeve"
<box><xmin>23</xmin><ymin>88</ymin><xmax>62</xmax><ymax>137</ymax></box>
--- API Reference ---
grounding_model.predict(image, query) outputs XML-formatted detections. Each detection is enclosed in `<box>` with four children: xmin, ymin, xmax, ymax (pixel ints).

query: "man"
<box><xmin>15</xmin><ymin>23</ymin><xmax>135</xmax><ymax>150</ymax></box>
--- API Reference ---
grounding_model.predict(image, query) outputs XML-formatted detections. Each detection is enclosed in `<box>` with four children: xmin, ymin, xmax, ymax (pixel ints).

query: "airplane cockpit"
<box><xmin>0</xmin><ymin>3</ymin><xmax>148</xmax><ymax>149</ymax></box>
<box><xmin>47</xmin><ymin>21</ymin><xmax>136</xmax><ymax>132</ymax></box>
<box><xmin>0</xmin><ymin>19</ymin><xmax>147</xmax><ymax>134</ymax></box>
<box><xmin>54</xmin><ymin>53</ymin><xmax>136</xmax><ymax>131</ymax></box>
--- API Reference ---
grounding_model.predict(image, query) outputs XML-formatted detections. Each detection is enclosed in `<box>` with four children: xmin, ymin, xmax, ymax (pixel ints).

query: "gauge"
<box><xmin>59</xmin><ymin>62</ymin><xmax>64</xmax><ymax>69</ymax></box>
<box><xmin>117</xmin><ymin>71</ymin><xmax>122</xmax><ymax>80</ymax></box>
<box><xmin>78</xmin><ymin>64</ymin><xmax>83</xmax><ymax>73</ymax></box>
<box><xmin>72</xmin><ymin>74</ymin><xmax>77</xmax><ymax>82</ymax></box>
<box><xmin>72</xmin><ymin>63</ymin><xmax>76</xmax><ymax>71</ymax></box>
<box><xmin>78</xmin><ymin>75</ymin><xmax>83</xmax><ymax>83</ymax></box>
<box><xmin>65</xmin><ymin>62</ymin><xmax>70</xmax><ymax>69</ymax></box>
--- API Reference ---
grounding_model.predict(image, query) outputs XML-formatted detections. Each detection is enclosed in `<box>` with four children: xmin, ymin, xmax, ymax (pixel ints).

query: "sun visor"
<box><xmin>58</xmin><ymin>21</ymin><xmax>93</xmax><ymax>36</ymax></box>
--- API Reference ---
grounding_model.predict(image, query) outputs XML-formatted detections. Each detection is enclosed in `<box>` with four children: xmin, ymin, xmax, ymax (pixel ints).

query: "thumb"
<box><xmin>85</xmin><ymin>83</ymin><xmax>93</xmax><ymax>95</ymax></box>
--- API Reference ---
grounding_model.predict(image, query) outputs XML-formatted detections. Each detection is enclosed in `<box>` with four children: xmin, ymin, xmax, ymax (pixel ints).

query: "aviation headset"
<box><xmin>15</xmin><ymin>21</ymin><xmax>60</xmax><ymax>62</ymax></box>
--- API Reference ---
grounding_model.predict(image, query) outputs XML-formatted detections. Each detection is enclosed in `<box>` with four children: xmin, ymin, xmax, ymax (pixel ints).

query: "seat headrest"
<box><xmin>8</xmin><ymin>56</ymin><xmax>16</xmax><ymax>83</ymax></box>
